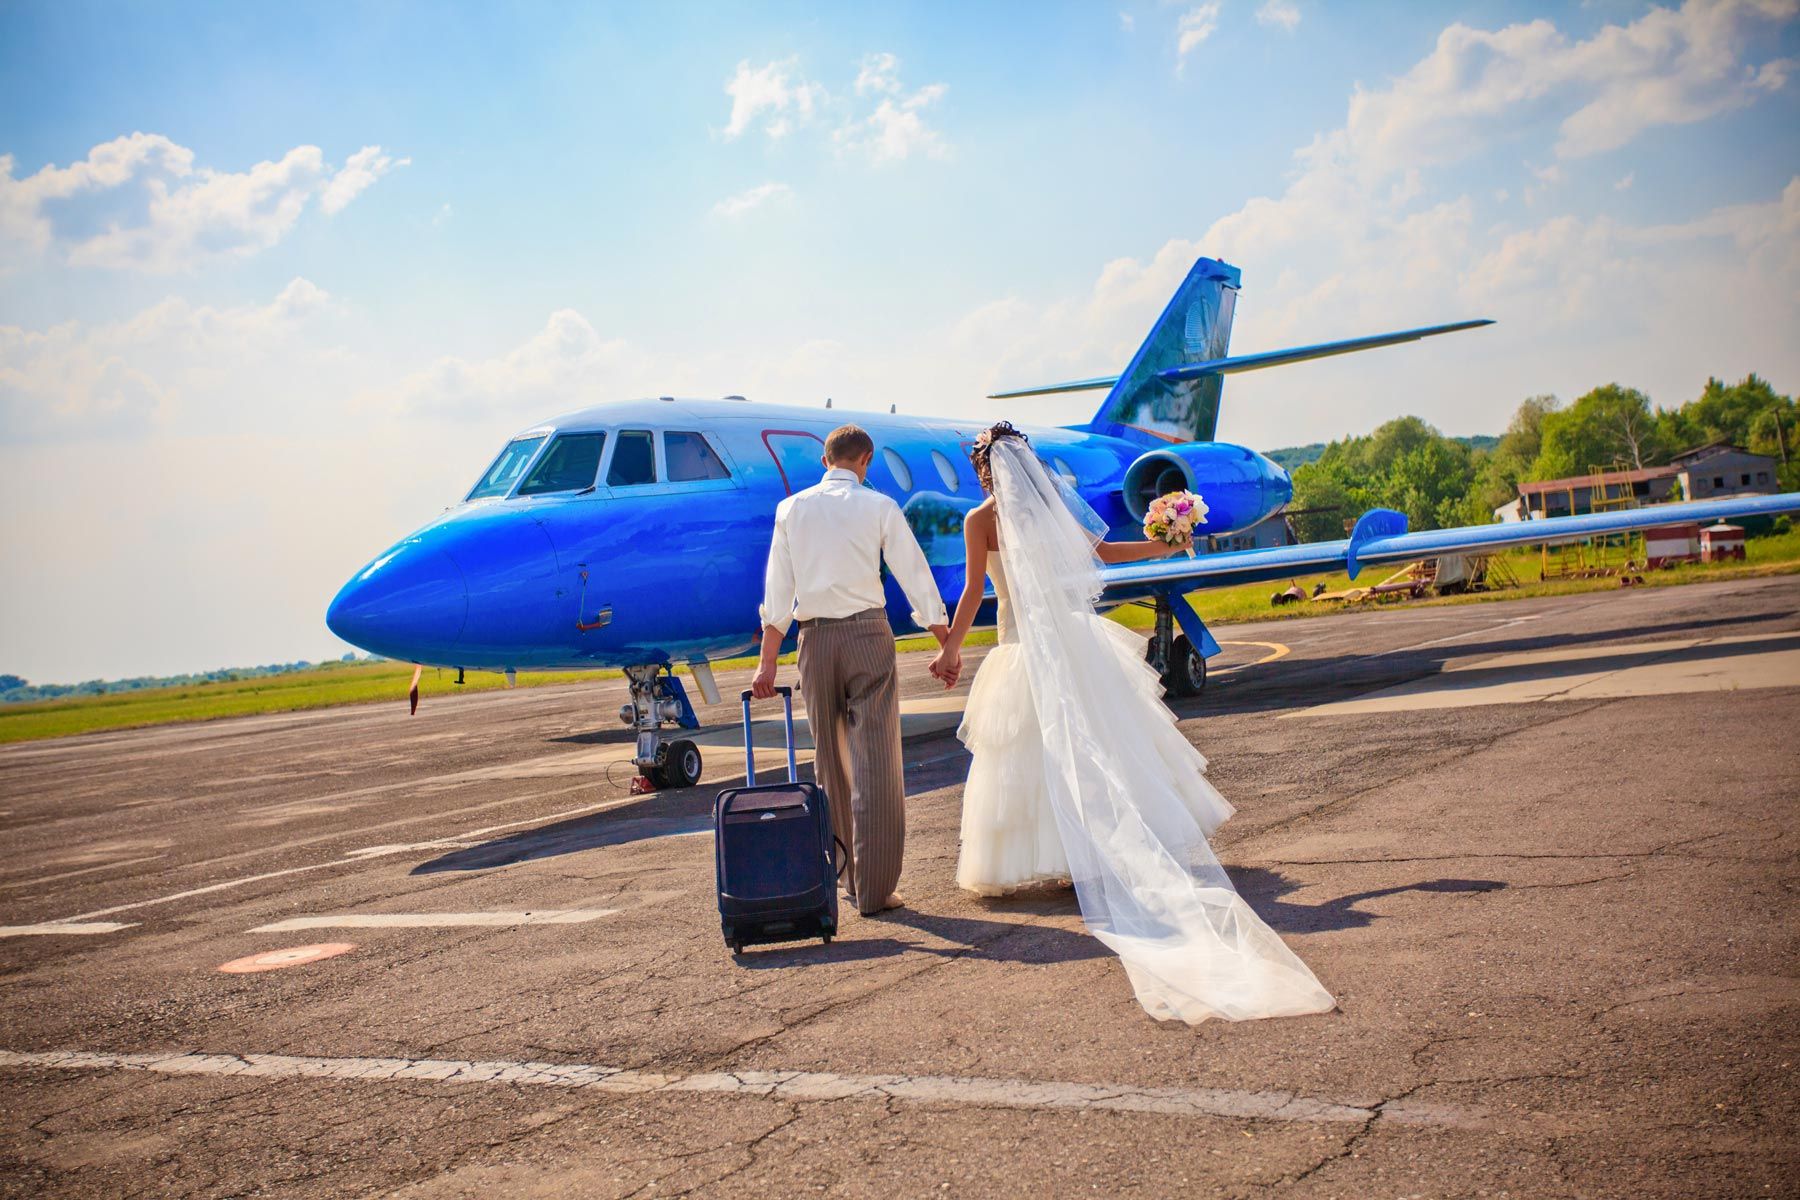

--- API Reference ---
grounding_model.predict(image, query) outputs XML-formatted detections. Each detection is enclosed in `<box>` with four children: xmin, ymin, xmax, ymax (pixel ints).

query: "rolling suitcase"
<box><xmin>714</xmin><ymin>686</ymin><xmax>839</xmax><ymax>954</ymax></box>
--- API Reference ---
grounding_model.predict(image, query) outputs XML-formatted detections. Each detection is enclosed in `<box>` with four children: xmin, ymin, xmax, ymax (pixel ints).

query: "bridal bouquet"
<box><xmin>1143</xmin><ymin>490</ymin><xmax>1207</xmax><ymax>557</ymax></box>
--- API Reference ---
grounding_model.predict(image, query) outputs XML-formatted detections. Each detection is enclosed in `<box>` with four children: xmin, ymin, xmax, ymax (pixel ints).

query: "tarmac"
<box><xmin>2</xmin><ymin>575</ymin><xmax>1797</xmax><ymax>1198</ymax></box>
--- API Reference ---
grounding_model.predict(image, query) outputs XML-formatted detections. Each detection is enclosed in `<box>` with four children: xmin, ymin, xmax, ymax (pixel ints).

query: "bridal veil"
<box><xmin>987</xmin><ymin>439</ymin><xmax>1334</xmax><ymax>1023</ymax></box>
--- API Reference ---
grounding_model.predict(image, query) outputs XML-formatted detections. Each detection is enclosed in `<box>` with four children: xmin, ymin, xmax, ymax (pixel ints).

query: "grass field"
<box><xmin>6</xmin><ymin>529</ymin><xmax>1797</xmax><ymax>746</ymax></box>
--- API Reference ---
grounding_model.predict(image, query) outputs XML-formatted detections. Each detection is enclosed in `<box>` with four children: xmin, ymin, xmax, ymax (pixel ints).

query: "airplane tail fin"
<box><xmin>1091</xmin><ymin>257</ymin><xmax>1240</xmax><ymax>443</ymax></box>
<box><xmin>986</xmin><ymin>257</ymin><xmax>1240</xmax><ymax>444</ymax></box>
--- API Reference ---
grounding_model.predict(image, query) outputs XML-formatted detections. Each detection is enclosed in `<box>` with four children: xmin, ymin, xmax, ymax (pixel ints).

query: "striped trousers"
<box><xmin>797</xmin><ymin>609</ymin><xmax>904</xmax><ymax>915</ymax></box>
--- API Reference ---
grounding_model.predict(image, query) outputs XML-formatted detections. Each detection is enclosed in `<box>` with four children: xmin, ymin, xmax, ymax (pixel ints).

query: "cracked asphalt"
<box><xmin>1</xmin><ymin>576</ymin><xmax>1796</xmax><ymax>1198</ymax></box>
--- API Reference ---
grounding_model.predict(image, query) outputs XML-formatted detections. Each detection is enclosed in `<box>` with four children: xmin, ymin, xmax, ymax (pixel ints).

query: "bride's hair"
<box><xmin>971</xmin><ymin>420</ymin><xmax>1029</xmax><ymax>493</ymax></box>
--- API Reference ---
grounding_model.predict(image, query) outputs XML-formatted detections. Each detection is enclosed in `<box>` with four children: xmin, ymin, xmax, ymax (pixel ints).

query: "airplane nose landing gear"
<box><xmin>622</xmin><ymin>665</ymin><xmax>703</xmax><ymax>791</ymax></box>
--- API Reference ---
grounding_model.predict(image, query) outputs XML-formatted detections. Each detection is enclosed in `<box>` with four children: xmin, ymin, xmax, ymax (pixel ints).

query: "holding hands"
<box><xmin>928</xmin><ymin>624</ymin><xmax>961</xmax><ymax>690</ymax></box>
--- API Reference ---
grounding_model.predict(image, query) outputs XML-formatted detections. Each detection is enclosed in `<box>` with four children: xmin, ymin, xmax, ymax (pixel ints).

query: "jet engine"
<box><xmin>1120</xmin><ymin>442</ymin><xmax>1292</xmax><ymax>535</ymax></box>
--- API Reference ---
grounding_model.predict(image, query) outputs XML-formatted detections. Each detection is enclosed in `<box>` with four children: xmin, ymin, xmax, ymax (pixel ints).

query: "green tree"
<box><xmin>1530</xmin><ymin>384</ymin><xmax>1662</xmax><ymax>478</ymax></box>
<box><xmin>1288</xmin><ymin>417</ymin><xmax>1478</xmax><ymax>539</ymax></box>
<box><xmin>1676</xmin><ymin>374</ymin><xmax>1791</xmax><ymax>450</ymax></box>
<box><xmin>1471</xmin><ymin>394</ymin><xmax>1559</xmax><ymax>514</ymax></box>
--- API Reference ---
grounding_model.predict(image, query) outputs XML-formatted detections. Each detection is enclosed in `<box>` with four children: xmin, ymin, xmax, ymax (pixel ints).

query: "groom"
<box><xmin>751</xmin><ymin>424</ymin><xmax>950</xmax><ymax>915</ymax></box>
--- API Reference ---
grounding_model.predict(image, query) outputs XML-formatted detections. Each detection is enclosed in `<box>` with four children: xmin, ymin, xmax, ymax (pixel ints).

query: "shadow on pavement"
<box><xmin>548</xmin><ymin>728</ymin><xmax>637</xmax><ymax>746</ymax></box>
<box><xmin>733</xmin><ymin>936</ymin><xmax>960</xmax><ymax>969</ymax></box>
<box><xmin>412</xmin><ymin>806</ymin><xmax>711</xmax><ymax>873</ymax></box>
<box><xmin>1173</xmin><ymin>609</ymin><xmax>1792</xmax><ymax>719</ymax></box>
<box><xmin>1232</xmin><ymin>866</ymin><xmax>1505</xmax><ymax>932</ymax></box>
<box><xmin>880</xmin><ymin>905</ymin><xmax>1111</xmax><ymax>964</ymax></box>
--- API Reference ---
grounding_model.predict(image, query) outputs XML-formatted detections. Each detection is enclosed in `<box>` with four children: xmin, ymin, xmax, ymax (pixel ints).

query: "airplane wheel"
<box><xmin>663</xmin><ymin>740</ymin><xmax>703</xmax><ymax>789</ymax></box>
<box><xmin>1164</xmin><ymin>635</ymin><xmax>1207</xmax><ymax>698</ymax></box>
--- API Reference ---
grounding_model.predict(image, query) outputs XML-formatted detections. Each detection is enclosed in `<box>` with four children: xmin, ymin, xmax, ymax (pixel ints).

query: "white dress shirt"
<box><xmin>760</xmin><ymin>467</ymin><xmax>948</xmax><ymax>635</ymax></box>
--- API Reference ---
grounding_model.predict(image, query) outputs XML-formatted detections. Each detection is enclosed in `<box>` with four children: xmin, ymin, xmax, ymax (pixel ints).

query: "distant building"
<box><xmin>1209</xmin><ymin>511</ymin><xmax>1295</xmax><ymax>552</ymax></box>
<box><xmin>1515</xmin><ymin>466</ymin><xmax>1679</xmax><ymax>519</ymax></box>
<box><xmin>1670</xmin><ymin>442</ymin><xmax>1779</xmax><ymax>502</ymax></box>
<box><xmin>1510</xmin><ymin>442</ymin><xmax>1781</xmax><ymax>520</ymax></box>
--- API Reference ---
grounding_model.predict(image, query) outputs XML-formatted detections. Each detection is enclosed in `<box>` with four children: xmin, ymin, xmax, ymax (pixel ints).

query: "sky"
<box><xmin>2</xmin><ymin>0</ymin><xmax>1797</xmax><ymax>684</ymax></box>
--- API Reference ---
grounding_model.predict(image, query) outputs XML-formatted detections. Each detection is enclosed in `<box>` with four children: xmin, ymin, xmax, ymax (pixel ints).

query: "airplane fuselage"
<box><xmin>325</xmin><ymin>396</ymin><xmax>1292</xmax><ymax>673</ymax></box>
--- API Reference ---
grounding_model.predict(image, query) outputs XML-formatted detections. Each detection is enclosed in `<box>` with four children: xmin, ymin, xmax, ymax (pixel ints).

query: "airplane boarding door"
<box><xmin>762</xmin><ymin>430</ymin><xmax>827</xmax><ymax>495</ymax></box>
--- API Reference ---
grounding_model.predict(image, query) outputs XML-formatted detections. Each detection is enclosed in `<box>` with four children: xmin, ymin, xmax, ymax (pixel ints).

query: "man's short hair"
<box><xmin>824</xmin><ymin>424</ymin><xmax>875</xmax><ymax>464</ymax></box>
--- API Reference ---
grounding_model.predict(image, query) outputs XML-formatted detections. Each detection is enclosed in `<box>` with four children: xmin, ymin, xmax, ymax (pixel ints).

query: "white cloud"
<box><xmin>386</xmin><ymin>309</ymin><xmax>650</xmax><ymax>422</ymax></box>
<box><xmin>1336</xmin><ymin>0</ymin><xmax>1796</xmax><ymax>175</ymax></box>
<box><xmin>855</xmin><ymin>52</ymin><xmax>901</xmax><ymax>96</ymax></box>
<box><xmin>712</xmin><ymin>181</ymin><xmax>795</xmax><ymax>218</ymax></box>
<box><xmin>834</xmin><ymin>63</ymin><xmax>950</xmax><ymax>164</ymax></box>
<box><xmin>720</xmin><ymin>53</ymin><xmax>951</xmax><ymax>164</ymax></box>
<box><xmin>1177</xmin><ymin>4</ymin><xmax>1222</xmax><ymax>67</ymax></box>
<box><xmin>721</xmin><ymin>58</ymin><xmax>825</xmax><ymax>140</ymax></box>
<box><xmin>1256</xmin><ymin>0</ymin><xmax>1301</xmax><ymax>33</ymax></box>
<box><xmin>1120</xmin><ymin>11</ymin><xmax>1136</xmax><ymax>33</ymax></box>
<box><xmin>0</xmin><ymin>278</ymin><xmax>333</xmax><ymax>441</ymax></box>
<box><xmin>1615</xmin><ymin>171</ymin><xmax>1636</xmax><ymax>191</ymax></box>
<box><xmin>319</xmin><ymin>145</ymin><xmax>408</xmax><ymax>215</ymax></box>
<box><xmin>839</xmin><ymin>91</ymin><xmax>950</xmax><ymax>164</ymax></box>
<box><xmin>0</xmin><ymin>135</ymin><xmax>404</xmax><ymax>272</ymax></box>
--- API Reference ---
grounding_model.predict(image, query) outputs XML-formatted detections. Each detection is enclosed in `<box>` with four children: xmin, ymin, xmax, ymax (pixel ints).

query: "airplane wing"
<box><xmin>1096</xmin><ymin>491</ymin><xmax>1800</xmax><ymax>603</ymax></box>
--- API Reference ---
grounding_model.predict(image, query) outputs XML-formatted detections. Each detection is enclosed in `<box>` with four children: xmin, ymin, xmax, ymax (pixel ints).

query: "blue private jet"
<box><xmin>327</xmin><ymin>256</ymin><xmax>1800</xmax><ymax>790</ymax></box>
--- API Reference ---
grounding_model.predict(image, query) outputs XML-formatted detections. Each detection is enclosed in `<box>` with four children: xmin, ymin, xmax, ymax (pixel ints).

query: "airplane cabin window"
<box><xmin>468</xmin><ymin>435</ymin><xmax>548</xmax><ymax>499</ymax></box>
<box><xmin>666</xmin><ymin>431</ymin><xmax>731</xmax><ymax>482</ymax></box>
<box><xmin>608</xmin><ymin>430</ymin><xmax>658</xmax><ymax>486</ymax></box>
<box><xmin>929</xmin><ymin>449</ymin><xmax>960</xmax><ymax>492</ymax></box>
<box><xmin>881</xmin><ymin>447</ymin><xmax>913</xmax><ymax>492</ymax></box>
<box><xmin>517</xmin><ymin>432</ymin><xmax>606</xmax><ymax>496</ymax></box>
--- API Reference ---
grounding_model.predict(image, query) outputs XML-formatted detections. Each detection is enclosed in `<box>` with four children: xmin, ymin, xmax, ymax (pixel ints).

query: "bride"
<box><xmin>929</xmin><ymin>422</ymin><xmax>1334</xmax><ymax>1024</ymax></box>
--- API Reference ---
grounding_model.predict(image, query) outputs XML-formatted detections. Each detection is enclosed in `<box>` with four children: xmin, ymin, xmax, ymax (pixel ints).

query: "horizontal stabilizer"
<box><xmin>986</xmin><ymin>318</ymin><xmax>1492</xmax><ymax>401</ymax></box>
<box><xmin>987</xmin><ymin>375</ymin><xmax>1121</xmax><ymax>399</ymax></box>
<box><xmin>1095</xmin><ymin>491</ymin><xmax>1800</xmax><ymax>600</ymax></box>
<box><xmin>1154</xmin><ymin>320</ymin><xmax>1493</xmax><ymax>384</ymax></box>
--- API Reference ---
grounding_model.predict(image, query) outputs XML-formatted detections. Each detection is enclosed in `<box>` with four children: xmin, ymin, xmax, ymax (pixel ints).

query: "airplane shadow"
<box><xmin>1229</xmin><ymin>866</ymin><xmax>1505</xmax><ymax>933</ymax></box>
<box><xmin>1172</xmin><ymin>609</ymin><xmax>1792</xmax><ymax>719</ymax></box>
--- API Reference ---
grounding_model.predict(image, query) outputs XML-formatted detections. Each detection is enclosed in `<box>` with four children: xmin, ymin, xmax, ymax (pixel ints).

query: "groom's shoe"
<box><xmin>864</xmin><ymin>891</ymin><xmax>906</xmax><ymax>916</ymax></box>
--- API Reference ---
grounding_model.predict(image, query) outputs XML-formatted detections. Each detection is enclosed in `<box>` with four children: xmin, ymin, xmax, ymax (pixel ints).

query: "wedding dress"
<box><xmin>953</xmin><ymin>441</ymin><xmax>1335</xmax><ymax>1024</ymax></box>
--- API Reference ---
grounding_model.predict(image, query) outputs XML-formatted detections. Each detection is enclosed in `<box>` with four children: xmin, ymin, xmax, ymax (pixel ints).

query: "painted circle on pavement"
<box><xmin>217</xmin><ymin>943</ymin><xmax>357</xmax><ymax>973</ymax></box>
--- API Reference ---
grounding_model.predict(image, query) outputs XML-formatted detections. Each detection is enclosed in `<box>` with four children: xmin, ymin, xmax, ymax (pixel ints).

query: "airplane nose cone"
<box><xmin>326</xmin><ymin>542</ymin><xmax>469</xmax><ymax>661</ymax></box>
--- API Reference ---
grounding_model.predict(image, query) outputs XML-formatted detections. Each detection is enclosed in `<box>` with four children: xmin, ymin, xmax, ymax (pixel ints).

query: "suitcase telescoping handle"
<box><xmin>739</xmin><ymin>686</ymin><xmax>799</xmax><ymax>786</ymax></box>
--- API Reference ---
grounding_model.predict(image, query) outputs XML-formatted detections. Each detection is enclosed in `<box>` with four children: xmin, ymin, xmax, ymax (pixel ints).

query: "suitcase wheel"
<box><xmin>821</xmin><ymin>935</ymin><xmax>832</xmax><ymax>946</ymax></box>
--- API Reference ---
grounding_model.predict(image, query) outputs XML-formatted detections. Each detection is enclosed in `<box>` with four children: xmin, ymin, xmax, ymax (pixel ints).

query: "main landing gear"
<box><xmin>621</xmin><ymin>664</ymin><xmax>704</xmax><ymax>792</ymax></box>
<box><xmin>1144</xmin><ymin>596</ymin><xmax>1207</xmax><ymax>698</ymax></box>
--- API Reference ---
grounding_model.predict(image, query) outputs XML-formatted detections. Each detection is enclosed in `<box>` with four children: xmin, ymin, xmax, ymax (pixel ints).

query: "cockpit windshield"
<box><xmin>467</xmin><ymin>435</ymin><xmax>547</xmax><ymax>500</ymax></box>
<box><xmin>518</xmin><ymin>432</ymin><xmax>607</xmax><ymax>496</ymax></box>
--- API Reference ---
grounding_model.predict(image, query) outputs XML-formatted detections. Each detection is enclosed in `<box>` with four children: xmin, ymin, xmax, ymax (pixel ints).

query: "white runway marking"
<box><xmin>52</xmin><ymin>791</ymin><xmax>670</xmax><ymax>925</ymax></box>
<box><xmin>0</xmin><ymin>921</ymin><xmax>136</xmax><ymax>938</ymax></box>
<box><xmin>0</xmin><ymin>1049</ymin><xmax>1470</xmax><ymax>1128</ymax></box>
<box><xmin>0</xmin><ymin>854</ymin><xmax>166</xmax><ymax>891</ymax></box>
<box><xmin>250</xmin><ymin>909</ymin><xmax>619</xmax><ymax>932</ymax></box>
